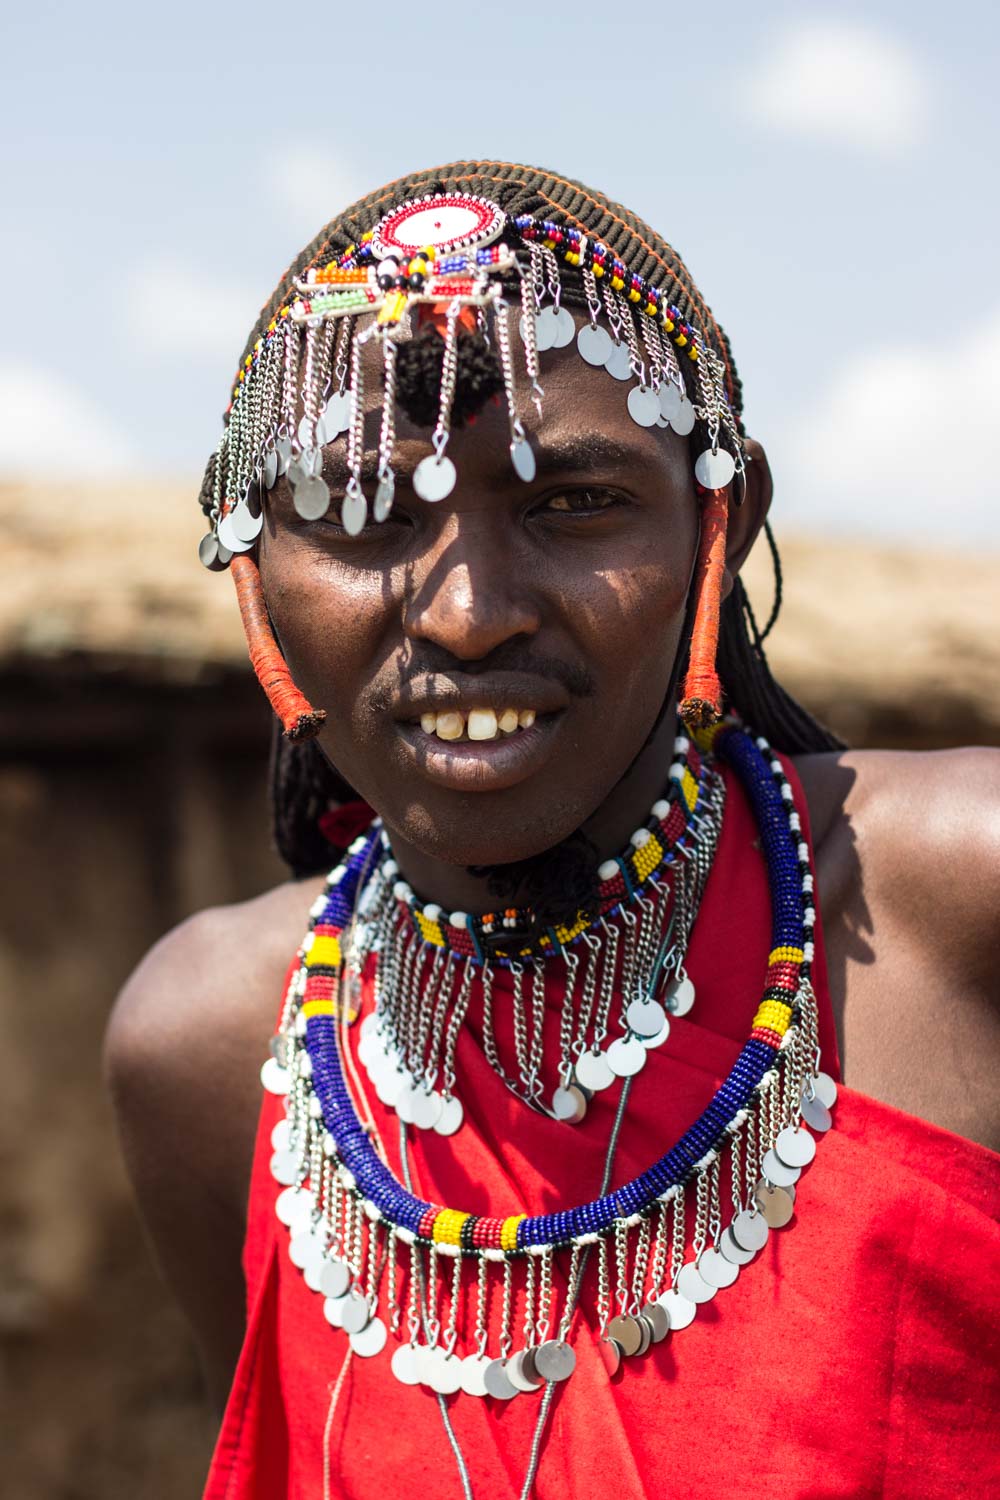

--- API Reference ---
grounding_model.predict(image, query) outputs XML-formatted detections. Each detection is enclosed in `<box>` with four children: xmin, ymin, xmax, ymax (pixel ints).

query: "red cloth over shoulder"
<box><xmin>205</xmin><ymin>758</ymin><xmax>1000</xmax><ymax>1500</ymax></box>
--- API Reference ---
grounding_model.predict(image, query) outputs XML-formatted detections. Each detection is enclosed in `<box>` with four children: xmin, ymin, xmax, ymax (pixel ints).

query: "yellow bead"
<box><xmin>500</xmin><ymin>1215</ymin><xmax>525</xmax><ymax>1251</ymax></box>
<box><xmin>593</xmin><ymin>263</ymin><xmax>605</xmax><ymax>278</ymax></box>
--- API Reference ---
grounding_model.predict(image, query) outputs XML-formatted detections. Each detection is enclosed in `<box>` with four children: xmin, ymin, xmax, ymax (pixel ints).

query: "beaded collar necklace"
<box><xmin>262</xmin><ymin>722</ymin><xmax>837</xmax><ymax>1409</ymax></box>
<box><xmin>349</xmin><ymin>731</ymin><xmax>725</xmax><ymax>1133</ymax></box>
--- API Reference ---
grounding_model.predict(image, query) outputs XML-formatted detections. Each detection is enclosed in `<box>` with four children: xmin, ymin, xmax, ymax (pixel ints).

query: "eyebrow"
<box><xmin>320</xmin><ymin>429</ymin><xmax>652</xmax><ymax>492</ymax></box>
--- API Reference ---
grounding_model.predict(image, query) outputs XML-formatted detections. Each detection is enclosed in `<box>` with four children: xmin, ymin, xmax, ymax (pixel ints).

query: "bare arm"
<box><xmin>104</xmin><ymin>880</ymin><xmax>321</xmax><ymax>1412</ymax></box>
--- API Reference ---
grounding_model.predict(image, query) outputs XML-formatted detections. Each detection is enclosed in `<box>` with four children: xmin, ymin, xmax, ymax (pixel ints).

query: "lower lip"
<box><xmin>394</xmin><ymin>714</ymin><xmax>565</xmax><ymax>791</ymax></box>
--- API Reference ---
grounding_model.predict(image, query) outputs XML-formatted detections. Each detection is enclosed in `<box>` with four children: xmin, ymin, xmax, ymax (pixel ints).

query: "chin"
<box><xmin>383</xmin><ymin>799</ymin><xmax>585</xmax><ymax>870</ymax></box>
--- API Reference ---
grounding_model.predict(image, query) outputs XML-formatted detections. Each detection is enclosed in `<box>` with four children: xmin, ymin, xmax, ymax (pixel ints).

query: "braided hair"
<box><xmin>212</xmin><ymin>160</ymin><xmax>842</xmax><ymax>883</ymax></box>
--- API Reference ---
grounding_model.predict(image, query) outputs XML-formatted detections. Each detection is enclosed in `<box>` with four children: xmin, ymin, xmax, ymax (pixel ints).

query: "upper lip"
<box><xmin>391</xmin><ymin>673</ymin><xmax>571</xmax><ymax>721</ymax></box>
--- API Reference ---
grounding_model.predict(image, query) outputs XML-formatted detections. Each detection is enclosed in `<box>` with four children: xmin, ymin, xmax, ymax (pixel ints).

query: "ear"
<box><xmin>722</xmin><ymin>437</ymin><xmax>773</xmax><ymax>597</ymax></box>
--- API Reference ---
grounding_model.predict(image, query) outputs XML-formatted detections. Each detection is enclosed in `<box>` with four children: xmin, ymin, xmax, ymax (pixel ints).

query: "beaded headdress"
<box><xmin>198</xmin><ymin>162</ymin><xmax>748</xmax><ymax>737</ymax></box>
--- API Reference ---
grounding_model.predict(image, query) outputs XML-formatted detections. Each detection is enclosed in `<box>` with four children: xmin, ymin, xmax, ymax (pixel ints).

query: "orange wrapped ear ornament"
<box><xmin>679</xmin><ymin>487</ymin><xmax>730</xmax><ymax>730</ymax></box>
<box><xmin>230</xmin><ymin>554</ymin><xmax>326</xmax><ymax>742</ymax></box>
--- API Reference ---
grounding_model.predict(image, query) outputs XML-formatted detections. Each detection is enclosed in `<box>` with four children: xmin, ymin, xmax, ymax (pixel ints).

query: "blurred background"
<box><xmin>2</xmin><ymin>0</ymin><xmax>998</xmax><ymax>1494</ymax></box>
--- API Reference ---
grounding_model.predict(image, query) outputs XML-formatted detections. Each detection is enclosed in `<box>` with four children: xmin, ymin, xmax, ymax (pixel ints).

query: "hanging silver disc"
<box><xmin>314</xmin><ymin>413</ymin><xmax>329</xmax><ymax>448</ymax></box>
<box><xmin>666</xmin><ymin>975</ymin><xmax>695</xmax><ymax>1016</ymax></box>
<box><xmin>410</xmin><ymin>1088</ymin><xmax>443</xmax><ymax>1131</ymax></box>
<box><xmin>627</xmin><ymin>386</ymin><xmax>660</xmax><ymax>428</ymax></box>
<box><xmin>552</xmin><ymin>1085</ymin><xmax>587</xmax><ymax>1123</ymax></box>
<box><xmin>260</xmin><ymin>1057</ymin><xmax>289</xmax><ymax>1095</ymax></box>
<box><xmin>634</xmin><ymin>1317</ymin><xmax>653</xmax><ymax>1357</ymax></box>
<box><xmin>297</xmin><ymin>415</ymin><xmax>315</xmax><ymax>449</ymax></box>
<box><xmin>697</xmin><ymin>1246</ymin><xmax>739</xmax><ymax>1289</ymax></box>
<box><xmin>320</xmin><ymin>1258</ymin><xmax>351</xmax><ymax>1300</ymax></box>
<box><xmin>719</xmin><ymin>1226</ymin><xmax>756</xmax><ymax>1266</ymax></box>
<box><xmin>323</xmin><ymin>1294</ymin><xmax>348</xmax><ymax>1328</ymax></box>
<box><xmin>338</xmin><ymin>1289</ymin><xmax>371</xmax><ymax>1335</ymax></box>
<box><xmin>577</xmin><ymin>322</ymin><xmax>613</xmax><ymax>366</ymax></box>
<box><xmin>754</xmin><ymin>1181</ymin><xmax>795</xmax><ymax>1228</ymax></box>
<box><xmin>230</xmin><ymin>503</ymin><xmax>264</xmax><ymax>544</ymax></box>
<box><xmin>323</xmin><ymin>391</ymin><xmax>352</xmax><ymax>435</ymax></box>
<box><xmin>606</xmin><ymin>1034</ymin><xmax>647</xmax><ymax>1078</ymax></box>
<box><xmin>574</xmin><ymin>1048</ymin><xmax>615</xmax><ymax>1092</ymax></box>
<box><xmin>350</xmin><ymin>1315</ymin><xmax>387</xmax><ymax>1358</ymax></box>
<box><xmin>375</xmin><ymin>1066</ymin><xmax>406</xmax><ymax>1109</ymax></box>
<box><xmin>434</xmin><ymin>1094</ymin><xmax>464</xmax><ymax>1137</ymax></box>
<box><xmin>600</xmin><ymin>1337</ymin><xmax>623</xmax><ymax>1377</ymax></box>
<box><xmin>809</xmin><ymin>1071</ymin><xmax>838</xmax><ymax>1109</ymax></box>
<box><xmin>459</xmin><ymin>1353</ymin><xmax>491</xmax><ymax>1398</ymax></box>
<box><xmin>670</xmin><ymin>397</ymin><xmax>696</xmax><ymax>436</ymax></box>
<box><xmin>800</xmin><ymin>1092</ymin><xmax>833</xmax><ymax>1133</ymax></box>
<box><xmin>731</xmin><ymin>1209</ymin><xmax>769</xmax><ymax>1253</ymax></box>
<box><xmin>604</xmin><ymin>340</ymin><xmax>633</xmax><ymax>381</ymax></box>
<box><xmin>552</xmin><ymin>306</ymin><xmax>576</xmax><ymax>347</ymax></box>
<box><xmin>658</xmin><ymin>382</ymin><xmax>682</xmax><ymax>421</ymax></box>
<box><xmin>263</xmin><ymin>449</ymin><xmax>279</xmax><ymax>491</ymax></box>
<box><xmin>642</xmin><ymin>1300</ymin><xmax>670</xmax><ymax>1342</ymax></box>
<box><xmin>694</xmin><ymin>448</ymin><xmax>736</xmax><ymax>490</ymax></box>
<box><xmin>303</xmin><ymin>1244</ymin><xmax>326</xmax><ymax>1291</ymax></box>
<box><xmin>677</xmin><ymin>1262</ymin><xmax>716</xmax><ymax>1304</ymax></box>
<box><xmin>484</xmin><ymin>1357</ymin><xmax>519</xmax><ymax>1400</ymax></box>
<box><xmin>656</xmin><ymin>1288</ymin><xmax>696</xmax><ymax>1330</ymax></box>
<box><xmin>217</xmin><ymin>512</ymin><xmax>254</xmax><ymax>554</ymax></box>
<box><xmin>198</xmin><ymin>533</ymin><xmax>222</xmax><ymax>570</ymax></box>
<box><xmin>761</xmin><ymin>1148</ymin><xmax>801</xmax><ymax>1188</ymax></box>
<box><xmin>275</xmin><ymin>436</ymin><xmax>293</xmax><ymax>475</ymax></box>
<box><xmin>775</xmin><ymin>1125</ymin><xmax>817</xmax><ymax>1168</ymax></box>
<box><xmin>394</xmin><ymin>1082</ymin><xmax>419</xmax><ymax>1125</ymax></box>
<box><xmin>641</xmin><ymin>1016</ymin><xmax>671</xmax><ymax>1049</ymax></box>
<box><xmin>533</xmin><ymin>1339</ymin><xmax>576</xmax><ymax>1382</ymax></box>
<box><xmin>246</xmin><ymin>482</ymin><xmax>263</xmax><ymax>519</ymax></box>
<box><xmin>521</xmin><ymin>309</ymin><xmax>556</xmax><ymax>353</ymax></box>
<box><xmin>413</xmin><ymin>453</ymin><xmax>456</xmax><ymax>502</ymax></box>
<box><xmin>341</xmin><ymin>485</ymin><xmax>368</xmax><ymax>537</ymax></box>
<box><xmin>507</xmin><ymin>1349</ymin><xmax>543</xmax><ymax>1393</ymax></box>
<box><xmin>429</xmin><ymin>1351</ymin><xmax>463</xmax><ymax>1395</ymax></box>
<box><xmin>274</xmin><ymin>1186</ymin><xmax>312</xmax><ymax>1228</ymax></box>
<box><xmin>292</xmin><ymin>476</ymin><xmax>331</xmax><ymax>520</ymax></box>
<box><xmin>607</xmin><ymin>1315</ymin><xmax>643</xmax><ymax>1358</ymax></box>
<box><xmin>373</xmin><ymin>473</ymin><xmax>395</xmax><ymax>522</ymax></box>
<box><xmin>391</xmin><ymin>1342</ymin><xmax>422</xmax><ymax>1386</ymax></box>
<box><xmin>510</xmin><ymin>436</ymin><xmax>536</xmax><ymax>483</ymax></box>
<box><xmin>270</xmin><ymin>1117</ymin><xmax>291</xmax><ymax>1152</ymax></box>
<box><xmin>288</xmin><ymin>1228</ymin><xmax>319</xmax><ymax>1268</ymax></box>
<box><xmin>626</xmin><ymin>998</ymin><xmax>667</xmax><ymax>1038</ymax></box>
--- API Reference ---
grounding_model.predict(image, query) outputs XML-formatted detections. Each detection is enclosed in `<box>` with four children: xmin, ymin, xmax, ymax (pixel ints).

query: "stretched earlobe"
<box><xmin>231</xmin><ymin>554</ymin><xmax>326</xmax><ymax>741</ymax></box>
<box><xmin>679</xmin><ymin>487</ymin><xmax>729</xmax><ymax>729</ymax></box>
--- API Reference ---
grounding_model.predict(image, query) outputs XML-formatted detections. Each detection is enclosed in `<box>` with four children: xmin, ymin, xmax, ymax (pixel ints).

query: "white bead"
<box><xmin>756</xmin><ymin>736</ymin><xmax>769</xmax><ymax>750</ymax></box>
<box><xmin>574</xmin><ymin>1232</ymin><xmax>599</xmax><ymax>1246</ymax></box>
<box><xmin>770</xmin><ymin>759</ymin><xmax>783</xmax><ymax>774</ymax></box>
<box><xmin>330</xmin><ymin>866</ymin><xmax>346</xmax><ymax>885</ymax></box>
<box><xmin>295</xmin><ymin>1013</ymin><xmax>307</xmax><ymax>1036</ymax></box>
<box><xmin>299</xmin><ymin>1053</ymin><xmax>313</xmax><ymax>1078</ymax></box>
<box><xmin>528</xmin><ymin>1243</ymin><xmax>548</xmax><ymax>1256</ymax></box>
<box><xmin>789</xmin><ymin>812</ymin><xmax>801</xmax><ymax>831</ymax></box>
<box><xmin>310</xmin><ymin>896</ymin><xmax>327</xmax><ymax>917</ymax></box>
<box><xmin>803</xmin><ymin>873</ymin><xmax>814</xmax><ymax>891</ymax></box>
<box><xmin>651</xmin><ymin>799</ymin><xmax>670</xmax><ymax>819</ymax></box>
<box><xmin>349</xmin><ymin>837</ymin><xmax>367</xmax><ymax>854</ymax></box>
<box><xmin>382</xmin><ymin>859</ymin><xmax>399</xmax><ymax>878</ymax></box>
<box><xmin>450</xmin><ymin>910</ymin><xmax>468</xmax><ymax>930</ymax></box>
<box><xmin>657</xmin><ymin>1185</ymin><xmax>681</xmax><ymax>1203</ymax></box>
<box><xmin>668</xmin><ymin>761</ymin><xmax>684</xmax><ymax>780</ymax></box>
<box><xmin>364</xmin><ymin>1199</ymin><xmax>381</xmax><ymax>1221</ymax></box>
<box><xmin>393</xmin><ymin>880</ymin><xmax>412</xmax><ymax>901</ymax></box>
<box><xmin>338</xmin><ymin>1167</ymin><xmax>356</xmax><ymax>1190</ymax></box>
<box><xmin>396</xmin><ymin>1227</ymin><xmax>415</xmax><ymax>1246</ymax></box>
<box><xmin>323</xmin><ymin>1133</ymin><xmax>337</xmax><ymax>1155</ymax></box>
<box><xmin>483</xmin><ymin>1248</ymin><xmax>506</xmax><ymax>1262</ymax></box>
<box><xmin>804</xmin><ymin>942</ymin><xmax>815</xmax><ymax>960</ymax></box>
<box><xmin>781</xmin><ymin>784</ymin><xmax>793</xmax><ymax>802</ymax></box>
<box><xmin>309</xmin><ymin>1096</ymin><xmax>322</xmax><ymax>1118</ymax></box>
<box><xmin>598</xmin><ymin>859</ymin><xmax>619</xmax><ymax>882</ymax></box>
<box><xmin>436</xmin><ymin>1242</ymin><xmax>459</xmax><ymax>1258</ymax></box>
<box><xmin>422</xmin><ymin>903</ymin><xmax>442</xmax><ymax>922</ymax></box>
<box><xmin>797</xmin><ymin>841</ymin><xmax>809</xmax><ymax>860</ymax></box>
<box><xmin>303</xmin><ymin>932</ymin><xmax>315</xmax><ymax>952</ymax></box>
<box><xmin>675</xmin><ymin>736</ymin><xmax>690</xmax><ymax>754</ymax></box>
<box><xmin>624</xmin><ymin>1212</ymin><xmax>643</xmax><ymax>1228</ymax></box>
<box><xmin>630</xmin><ymin>828</ymin><xmax>651</xmax><ymax>848</ymax></box>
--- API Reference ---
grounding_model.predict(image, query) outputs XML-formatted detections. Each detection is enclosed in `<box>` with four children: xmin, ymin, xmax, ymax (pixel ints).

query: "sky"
<box><xmin>1</xmin><ymin>0</ymin><xmax>998</xmax><ymax>549</ymax></box>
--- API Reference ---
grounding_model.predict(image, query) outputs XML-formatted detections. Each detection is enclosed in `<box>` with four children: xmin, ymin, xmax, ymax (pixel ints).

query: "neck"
<box><xmin>384</xmin><ymin>710</ymin><xmax>679</xmax><ymax>915</ymax></box>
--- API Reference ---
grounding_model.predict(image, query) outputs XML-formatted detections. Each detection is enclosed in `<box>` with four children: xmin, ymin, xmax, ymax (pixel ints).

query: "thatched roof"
<box><xmin>2</xmin><ymin>481</ymin><xmax>997</xmax><ymax>743</ymax></box>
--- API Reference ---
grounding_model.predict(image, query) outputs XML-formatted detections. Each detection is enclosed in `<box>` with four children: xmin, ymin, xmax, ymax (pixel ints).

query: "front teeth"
<box><xmin>418</xmin><ymin>708</ymin><xmax>538</xmax><ymax>742</ymax></box>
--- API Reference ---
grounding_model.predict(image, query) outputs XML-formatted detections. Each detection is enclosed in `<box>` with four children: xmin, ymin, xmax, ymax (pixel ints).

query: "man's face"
<box><xmin>259</xmin><ymin>322</ymin><xmax>700</xmax><ymax>868</ymax></box>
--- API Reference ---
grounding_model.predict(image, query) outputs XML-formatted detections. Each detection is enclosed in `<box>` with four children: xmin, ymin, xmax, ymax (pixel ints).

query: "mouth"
<box><xmin>394</xmin><ymin>705</ymin><xmax>566</xmax><ymax>791</ymax></box>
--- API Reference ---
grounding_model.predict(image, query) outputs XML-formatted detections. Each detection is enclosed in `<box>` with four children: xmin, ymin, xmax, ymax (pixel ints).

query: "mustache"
<box><xmin>368</xmin><ymin>642</ymin><xmax>598</xmax><ymax>710</ymax></box>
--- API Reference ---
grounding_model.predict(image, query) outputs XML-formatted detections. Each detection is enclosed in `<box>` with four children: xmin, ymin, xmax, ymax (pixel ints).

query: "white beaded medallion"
<box><xmin>370</xmin><ymin>192</ymin><xmax>506</xmax><ymax>260</ymax></box>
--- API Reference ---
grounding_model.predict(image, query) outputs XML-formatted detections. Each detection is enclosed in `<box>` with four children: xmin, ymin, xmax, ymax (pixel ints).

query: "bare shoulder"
<box><xmin>792</xmin><ymin>745</ymin><xmax>1000</xmax><ymax>1148</ymax></box>
<box><xmin>104</xmin><ymin>874</ymin><xmax>323</xmax><ymax>1408</ymax></box>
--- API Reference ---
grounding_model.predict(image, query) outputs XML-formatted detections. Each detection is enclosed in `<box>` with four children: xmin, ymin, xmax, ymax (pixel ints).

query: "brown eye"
<box><xmin>541</xmin><ymin>488</ymin><xmax>621</xmax><ymax>515</ymax></box>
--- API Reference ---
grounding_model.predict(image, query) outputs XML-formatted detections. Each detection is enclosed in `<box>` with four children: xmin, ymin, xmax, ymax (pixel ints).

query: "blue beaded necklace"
<box><xmin>262</xmin><ymin>721</ymin><xmax>836</xmax><ymax>1399</ymax></box>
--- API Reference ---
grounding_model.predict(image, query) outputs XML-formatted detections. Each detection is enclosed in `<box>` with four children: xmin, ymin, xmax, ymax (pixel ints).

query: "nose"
<box><xmin>403</xmin><ymin>515</ymin><xmax>542</xmax><ymax>661</ymax></box>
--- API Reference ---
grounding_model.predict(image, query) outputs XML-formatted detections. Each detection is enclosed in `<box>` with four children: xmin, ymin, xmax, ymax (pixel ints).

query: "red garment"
<box><xmin>205</xmin><ymin>761</ymin><xmax>1000</xmax><ymax>1500</ymax></box>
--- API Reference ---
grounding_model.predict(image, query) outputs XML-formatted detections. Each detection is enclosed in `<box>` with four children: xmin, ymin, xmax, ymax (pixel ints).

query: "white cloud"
<box><xmin>261</xmin><ymin>145</ymin><xmax>365</xmax><ymax>244</ymax></box>
<box><xmin>122</xmin><ymin>256</ymin><xmax>258</xmax><ymax>360</ymax></box>
<box><xmin>742</xmin><ymin>18</ymin><xmax>928</xmax><ymax>152</ymax></box>
<box><xmin>776</xmin><ymin>308</ymin><xmax>1000</xmax><ymax>546</ymax></box>
<box><xmin>0</xmin><ymin>364</ymin><xmax>137</xmax><ymax>477</ymax></box>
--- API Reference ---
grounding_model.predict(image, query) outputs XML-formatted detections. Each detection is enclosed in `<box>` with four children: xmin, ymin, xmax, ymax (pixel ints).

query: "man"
<box><xmin>106</xmin><ymin>163</ymin><xmax>999</xmax><ymax>1499</ymax></box>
